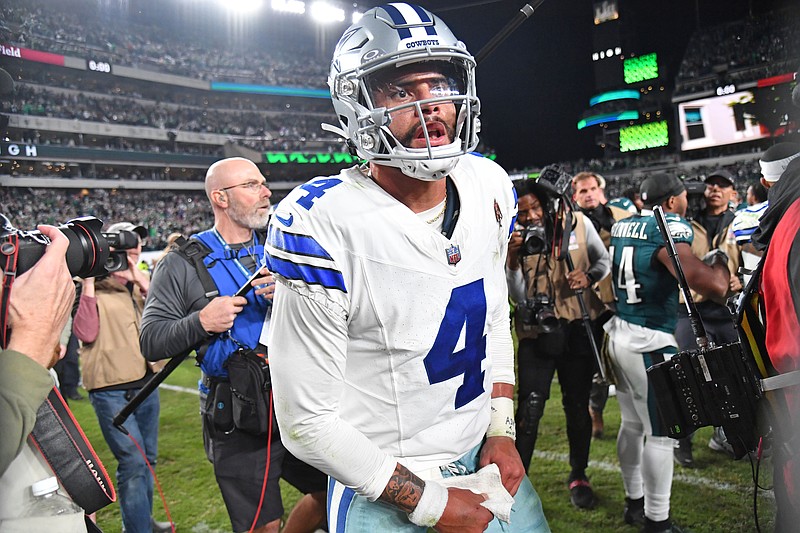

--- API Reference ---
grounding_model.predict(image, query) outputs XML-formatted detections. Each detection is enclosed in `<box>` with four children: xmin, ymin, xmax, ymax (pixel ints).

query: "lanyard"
<box><xmin>211</xmin><ymin>228</ymin><xmax>262</xmax><ymax>278</ymax></box>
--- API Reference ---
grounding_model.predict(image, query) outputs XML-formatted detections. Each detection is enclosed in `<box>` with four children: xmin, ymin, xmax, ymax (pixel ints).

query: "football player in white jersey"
<box><xmin>264</xmin><ymin>4</ymin><xmax>549</xmax><ymax>533</ymax></box>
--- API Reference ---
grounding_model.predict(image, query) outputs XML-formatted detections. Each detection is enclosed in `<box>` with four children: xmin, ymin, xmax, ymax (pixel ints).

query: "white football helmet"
<box><xmin>325</xmin><ymin>2</ymin><xmax>480</xmax><ymax>181</ymax></box>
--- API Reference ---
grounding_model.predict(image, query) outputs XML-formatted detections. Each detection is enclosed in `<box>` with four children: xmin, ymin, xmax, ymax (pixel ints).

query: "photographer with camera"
<box><xmin>0</xmin><ymin>224</ymin><xmax>87</xmax><ymax>531</ymax></box>
<box><xmin>603</xmin><ymin>173</ymin><xmax>730</xmax><ymax>533</ymax></box>
<box><xmin>506</xmin><ymin>178</ymin><xmax>610</xmax><ymax>509</ymax></box>
<box><xmin>72</xmin><ymin>222</ymin><xmax>172</xmax><ymax>533</ymax></box>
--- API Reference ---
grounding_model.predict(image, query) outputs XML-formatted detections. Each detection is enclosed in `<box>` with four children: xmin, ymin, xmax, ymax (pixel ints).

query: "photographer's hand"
<box><xmin>566</xmin><ymin>269</ymin><xmax>591</xmax><ymax>290</ymax></box>
<box><xmin>126</xmin><ymin>254</ymin><xmax>150</xmax><ymax>296</ymax></box>
<box><xmin>7</xmin><ymin>226</ymin><xmax>75</xmax><ymax>369</ymax></box>
<box><xmin>506</xmin><ymin>228</ymin><xmax>523</xmax><ymax>270</ymax></box>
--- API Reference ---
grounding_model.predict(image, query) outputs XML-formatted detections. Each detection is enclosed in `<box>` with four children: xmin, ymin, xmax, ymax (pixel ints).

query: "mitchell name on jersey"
<box><xmin>265</xmin><ymin>154</ymin><xmax>517</xmax><ymax>473</ymax></box>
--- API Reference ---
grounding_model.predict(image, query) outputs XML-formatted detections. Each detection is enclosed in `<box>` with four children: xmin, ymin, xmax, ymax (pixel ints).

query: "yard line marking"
<box><xmin>160</xmin><ymin>383</ymin><xmax>200</xmax><ymax>395</ymax></box>
<box><xmin>533</xmin><ymin>449</ymin><xmax>773</xmax><ymax>499</ymax></box>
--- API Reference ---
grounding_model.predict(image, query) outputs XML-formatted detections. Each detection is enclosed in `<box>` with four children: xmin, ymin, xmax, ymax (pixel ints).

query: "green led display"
<box><xmin>624</xmin><ymin>53</ymin><xmax>658</xmax><ymax>84</ymax></box>
<box><xmin>619</xmin><ymin>120</ymin><xmax>668</xmax><ymax>152</ymax></box>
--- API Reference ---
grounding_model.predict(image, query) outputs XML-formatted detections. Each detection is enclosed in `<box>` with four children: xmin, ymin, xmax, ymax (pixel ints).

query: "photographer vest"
<box><xmin>516</xmin><ymin>212</ymin><xmax>604</xmax><ymax>339</ymax></box>
<box><xmin>191</xmin><ymin>229</ymin><xmax>270</xmax><ymax>379</ymax></box>
<box><xmin>79</xmin><ymin>278</ymin><xmax>154</xmax><ymax>391</ymax></box>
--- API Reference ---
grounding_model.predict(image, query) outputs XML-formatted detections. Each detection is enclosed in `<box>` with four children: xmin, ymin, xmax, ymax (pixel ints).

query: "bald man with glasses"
<box><xmin>141</xmin><ymin>157</ymin><xmax>327</xmax><ymax>533</ymax></box>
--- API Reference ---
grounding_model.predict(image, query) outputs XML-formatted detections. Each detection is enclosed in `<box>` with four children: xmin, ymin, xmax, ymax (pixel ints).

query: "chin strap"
<box><xmin>0</xmin><ymin>233</ymin><xmax>19</xmax><ymax>348</ymax></box>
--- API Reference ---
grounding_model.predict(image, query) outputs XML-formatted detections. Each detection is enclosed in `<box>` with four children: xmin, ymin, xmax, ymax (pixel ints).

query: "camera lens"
<box><xmin>522</xmin><ymin>225</ymin><xmax>548</xmax><ymax>255</ymax></box>
<box><xmin>5</xmin><ymin>216</ymin><xmax>113</xmax><ymax>278</ymax></box>
<box><xmin>535</xmin><ymin>306</ymin><xmax>558</xmax><ymax>333</ymax></box>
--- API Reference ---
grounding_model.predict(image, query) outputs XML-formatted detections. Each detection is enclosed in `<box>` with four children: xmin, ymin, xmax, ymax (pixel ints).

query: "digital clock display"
<box><xmin>88</xmin><ymin>60</ymin><xmax>111</xmax><ymax>73</ymax></box>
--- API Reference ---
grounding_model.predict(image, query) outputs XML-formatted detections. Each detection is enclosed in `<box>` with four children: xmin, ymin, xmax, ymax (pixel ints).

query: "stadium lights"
<box><xmin>221</xmin><ymin>0</ymin><xmax>264</xmax><ymax>13</ymax></box>
<box><xmin>352</xmin><ymin>10</ymin><xmax>363</xmax><ymax>23</ymax></box>
<box><xmin>310</xmin><ymin>1</ymin><xmax>345</xmax><ymax>23</ymax></box>
<box><xmin>272</xmin><ymin>0</ymin><xmax>305</xmax><ymax>14</ymax></box>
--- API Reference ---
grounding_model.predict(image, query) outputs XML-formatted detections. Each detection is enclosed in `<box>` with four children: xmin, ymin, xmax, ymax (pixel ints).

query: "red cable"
<box><xmin>124</xmin><ymin>430</ymin><xmax>175</xmax><ymax>532</ymax></box>
<box><xmin>247</xmin><ymin>391</ymin><xmax>274</xmax><ymax>533</ymax></box>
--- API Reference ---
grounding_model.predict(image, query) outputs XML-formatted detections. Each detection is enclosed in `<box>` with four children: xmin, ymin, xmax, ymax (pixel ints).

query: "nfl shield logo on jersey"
<box><xmin>446</xmin><ymin>244</ymin><xmax>461</xmax><ymax>266</ymax></box>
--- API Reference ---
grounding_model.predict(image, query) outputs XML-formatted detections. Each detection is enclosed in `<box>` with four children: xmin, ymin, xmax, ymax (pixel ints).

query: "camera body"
<box><xmin>516</xmin><ymin>293</ymin><xmax>558</xmax><ymax>333</ymax></box>
<box><xmin>537</xmin><ymin>164</ymin><xmax>574</xmax><ymax>198</ymax></box>
<box><xmin>646</xmin><ymin>342</ymin><xmax>761</xmax><ymax>458</ymax></box>
<box><xmin>684</xmin><ymin>179</ymin><xmax>706</xmax><ymax>221</ymax></box>
<box><xmin>519</xmin><ymin>224</ymin><xmax>549</xmax><ymax>256</ymax></box>
<box><xmin>1</xmin><ymin>215</ymin><xmax>139</xmax><ymax>278</ymax></box>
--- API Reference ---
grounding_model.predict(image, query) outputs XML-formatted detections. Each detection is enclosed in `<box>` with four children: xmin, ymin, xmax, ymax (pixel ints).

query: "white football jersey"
<box><xmin>265</xmin><ymin>154</ymin><xmax>517</xmax><ymax>499</ymax></box>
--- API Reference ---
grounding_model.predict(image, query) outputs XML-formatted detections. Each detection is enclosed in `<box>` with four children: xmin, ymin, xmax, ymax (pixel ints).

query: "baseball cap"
<box><xmin>106</xmin><ymin>221</ymin><xmax>148</xmax><ymax>240</ymax></box>
<box><xmin>639</xmin><ymin>173</ymin><xmax>686</xmax><ymax>207</ymax></box>
<box><xmin>705</xmin><ymin>168</ymin><xmax>735</xmax><ymax>187</ymax></box>
<box><xmin>760</xmin><ymin>142</ymin><xmax>800</xmax><ymax>183</ymax></box>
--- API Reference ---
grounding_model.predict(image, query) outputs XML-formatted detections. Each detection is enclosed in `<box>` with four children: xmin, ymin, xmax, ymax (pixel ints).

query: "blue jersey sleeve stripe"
<box><xmin>268</xmin><ymin>225</ymin><xmax>334</xmax><ymax>261</ymax></box>
<box><xmin>267</xmin><ymin>254</ymin><xmax>347</xmax><ymax>293</ymax></box>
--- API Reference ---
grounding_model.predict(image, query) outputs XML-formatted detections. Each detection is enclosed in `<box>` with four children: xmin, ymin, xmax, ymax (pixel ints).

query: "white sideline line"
<box><xmin>160</xmin><ymin>383</ymin><xmax>200</xmax><ymax>395</ymax></box>
<box><xmin>534</xmin><ymin>449</ymin><xmax>773</xmax><ymax>499</ymax></box>
<box><xmin>161</xmin><ymin>383</ymin><xmax>771</xmax><ymax>499</ymax></box>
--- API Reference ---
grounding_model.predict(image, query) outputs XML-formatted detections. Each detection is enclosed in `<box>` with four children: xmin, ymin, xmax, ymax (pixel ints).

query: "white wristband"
<box><xmin>486</xmin><ymin>396</ymin><xmax>516</xmax><ymax>440</ymax></box>
<box><xmin>407</xmin><ymin>480</ymin><xmax>448</xmax><ymax>528</ymax></box>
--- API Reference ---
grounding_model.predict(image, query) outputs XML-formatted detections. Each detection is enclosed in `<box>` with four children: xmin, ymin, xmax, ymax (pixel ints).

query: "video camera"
<box><xmin>536</xmin><ymin>163</ymin><xmax>573</xmax><ymax>198</ymax></box>
<box><xmin>646</xmin><ymin>342</ymin><xmax>761</xmax><ymax>458</ymax></box>
<box><xmin>1</xmin><ymin>215</ymin><xmax>139</xmax><ymax>278</ymax></box>
<box><xmin>684</xmin><ymin>179</ymin><xmax>706</xmax><ymax>221</ymax></box>
<box><xmin>644</xmin><ymin>205</ymin><xmax>762</xmax><ymax>459</ymax></box>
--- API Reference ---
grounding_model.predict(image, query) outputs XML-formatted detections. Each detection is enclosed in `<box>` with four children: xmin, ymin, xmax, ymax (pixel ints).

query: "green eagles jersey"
<box><xmin>608</xmin><ymin>211</ymin><xmax>693</xmax><ymax>333</ymax></box>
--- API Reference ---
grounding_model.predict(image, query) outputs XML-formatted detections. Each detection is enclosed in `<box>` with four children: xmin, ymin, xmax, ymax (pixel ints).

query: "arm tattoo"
<box><xmin>378</xmin><ymin>463</ymin><xmax>425</xmax><ymax>513</ymax></box>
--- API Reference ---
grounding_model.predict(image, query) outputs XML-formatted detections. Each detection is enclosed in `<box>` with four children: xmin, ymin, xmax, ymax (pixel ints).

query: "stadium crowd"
<box><xmin>674</xmin><ymin>5</ymin><xmax>800</xmax><ymax>96</ymax></box>
<box><xmin>0</xmin><ymin>0</ymin><xmax>329</xmax><ymax>88</ymax></box>
<box><xmin>0</xmin><ymin>187</ymin><xmax>212</xmax><ymax>251</ymax></box>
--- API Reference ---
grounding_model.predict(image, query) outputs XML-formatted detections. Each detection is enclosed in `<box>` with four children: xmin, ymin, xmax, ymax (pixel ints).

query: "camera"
<box><xmin>516</xmin><ymin>293</ymin><xmax>558</xmax><ymax>333</ymax></box>
<box><xmin>684</xmin><ymin>179</ymin><xmax>706</xmax><ymax>221</ymax></box>
<box><xmin>646</xmin><ymin>342</ymin><xmax>761</xmax><ymax>459</ymax></box>
<box><xmin>0</xmin><ymin>215</ymin><xmax>139</xmax><ymax>278</ymax></box>
<box><xmin>537</xmin><ymin>164</ymin><xmax>573</xmax><ymax>197</ymax></box>
<box><xmin>520</xmin><ymin>224</ymin><xmax>550</xmax><ymax>256</ymax></box>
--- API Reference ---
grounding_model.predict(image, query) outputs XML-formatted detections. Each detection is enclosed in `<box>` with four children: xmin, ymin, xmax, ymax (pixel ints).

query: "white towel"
<box><xmin>435</xmin><ymin>463</ymin><xmax>514</xmax><ymax>523</ymax></box>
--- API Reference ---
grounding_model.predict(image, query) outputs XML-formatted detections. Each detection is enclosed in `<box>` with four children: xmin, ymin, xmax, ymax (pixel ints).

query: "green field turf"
<box><xmin>67</xmin><ymin>358</ymin><xmax>776</xmax><ymax>532</ymax></box>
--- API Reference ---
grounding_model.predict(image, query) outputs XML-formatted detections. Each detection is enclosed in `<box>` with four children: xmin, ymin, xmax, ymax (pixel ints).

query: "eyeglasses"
<box><xmin>217</xmin><ymin>180</ymin><xmax>267</xmax><ymax>193</ymax></box>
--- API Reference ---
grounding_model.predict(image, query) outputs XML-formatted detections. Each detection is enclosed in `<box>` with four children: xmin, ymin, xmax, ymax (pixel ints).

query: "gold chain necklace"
<box><xmin>426</xmin><ymin>196</ymin><xmax>447</xmax><ymax>225</ymax></box>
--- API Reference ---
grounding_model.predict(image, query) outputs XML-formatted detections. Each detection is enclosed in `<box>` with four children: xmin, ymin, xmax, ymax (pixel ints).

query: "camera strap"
<box><xmin>30</xmin><ymin>386</ymin><xmax>116</xmax><ymax>514</ymax></box>
<box><xmin>0</xmin><ymin>232</ymin><xmax>19</xmax><ymax>348</ymax></box>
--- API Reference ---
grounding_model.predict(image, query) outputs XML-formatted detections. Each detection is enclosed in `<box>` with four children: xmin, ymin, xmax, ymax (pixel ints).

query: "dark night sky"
<box><xmin>373</xmin><ymin>0</ymin><xmax>793</xmax><ymax>171</ymax></box>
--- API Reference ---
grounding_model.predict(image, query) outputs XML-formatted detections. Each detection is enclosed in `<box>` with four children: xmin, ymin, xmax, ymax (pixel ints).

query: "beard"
<box><xmin>228</xmin><ymin>198</ymin><xmax>271</xmax><ymax>230</ymax></box>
